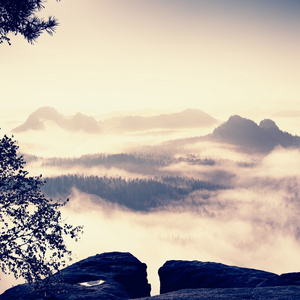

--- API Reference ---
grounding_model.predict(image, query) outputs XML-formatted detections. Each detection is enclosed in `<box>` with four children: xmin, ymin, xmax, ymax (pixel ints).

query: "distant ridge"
<box><xmin>112</xmin><ymin>109</ymin><xmax>218</xmax><ymax>132</ymax></box>
<box><xmin>13</xmin><ymin>107</ymin><xmax>100</xmax><ymax>134</ymax></box>
<box><xmin>13</xmin><ymin>109</ymin><xmax>300</xmax><ymax>153</ymax></box>
<box><xmin>209</xmin><ymin>115</ymin><xmax>300</xmax><ymax>152</ymax></box>
<box><xmin>13</xmin><ymin>107</ymin><xmax>218</xmax><ymax>134</ymax></box>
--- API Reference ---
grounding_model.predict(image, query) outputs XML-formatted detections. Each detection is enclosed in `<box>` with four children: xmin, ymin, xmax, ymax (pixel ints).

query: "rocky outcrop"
<box><xmin>210</xmin><ymin>115</ymin><xmax>300</xmax><ymax>152</ymax></box>
<box><xmin>139</xmin><ymin>286</ymin><xmax>300</xmax><ymax>300</ymax></box>
<box><xmin>158</xmin><ymin>260</ymin><xmax>300</xmax><ymax>294</ymax></box>
<box><xmin>2</xmin><ymin>255</ymin><xmax>300</xmax><ymax>300</ymax></box>
<box><xmin>0</xmin><ymin>252</ymin><xmax>151</xmax><ymax>300</ymax></box>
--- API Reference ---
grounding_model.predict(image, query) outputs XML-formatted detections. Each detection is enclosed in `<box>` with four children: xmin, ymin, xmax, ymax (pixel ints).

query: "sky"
<box><xmin>1</xmin><ymin>0</ymin><xmax>300</xmax><ymax>126</ymax></box>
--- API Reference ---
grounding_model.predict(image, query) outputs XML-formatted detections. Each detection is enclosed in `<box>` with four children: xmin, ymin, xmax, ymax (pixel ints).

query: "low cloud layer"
<box><xmin>59</xmin><ymin>175</ymin><xmax>300</xmax><ymax>296</ymax></box>
<box><xmin>3</xmin><ymin>116</ymin><xmax>300</xmax><ymax>296</ymax></box>
<box><xmin>2</xmin><ymin>152</ymin><xmax>300</xmax><ymax>295</ymax></box>
<box><xmin>59</xmin><ymin>147</ymin><xmax>300</xmax><ymax>295</ymax></box>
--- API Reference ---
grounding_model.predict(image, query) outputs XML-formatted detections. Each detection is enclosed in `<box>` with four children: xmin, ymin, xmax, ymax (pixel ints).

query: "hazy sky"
<box><xmin>1</xmin><ymin>0</ymin><xmax>300</xmax><ymax>122</ymax></box>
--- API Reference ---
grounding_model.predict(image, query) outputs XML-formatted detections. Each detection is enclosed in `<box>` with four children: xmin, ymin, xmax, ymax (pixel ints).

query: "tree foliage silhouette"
<box><xmin>0</xmin><ymin>0</ymin><xmax>60</xmax><ymax>45</ymax></box>
<box><xmin>0</xmin><ymin>134</ymin><xmax>82</xmax><ymax>282</ymax></box>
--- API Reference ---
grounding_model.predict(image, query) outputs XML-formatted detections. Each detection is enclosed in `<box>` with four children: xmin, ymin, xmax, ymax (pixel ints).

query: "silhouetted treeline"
<box><xmin>42</xmin><ymin>175</ymin><xmax>226</xmax><ymax>211</ymax></box>
<box><xmin>42</xmin><ymin>153</ymin><xmax>215</xmax><ymax>169</ymax></box>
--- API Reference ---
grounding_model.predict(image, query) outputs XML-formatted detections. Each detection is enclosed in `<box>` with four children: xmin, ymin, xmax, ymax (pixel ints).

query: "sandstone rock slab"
<box><xmin>0</xmin><ymin>252</ymin><xmax>151</xmax><ymax>300</ymax></box>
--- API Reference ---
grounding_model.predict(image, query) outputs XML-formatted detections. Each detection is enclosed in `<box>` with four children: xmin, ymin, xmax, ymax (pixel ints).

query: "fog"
<box><xmin>61</xmin><ymin>171</ymin><xmax>300</xmax><ymax>296</ymax></box>
<box><xmin>60</xmin><ymin>146</ymin><xmax>300</xmax><ymax>296</ymax></box>
<box><xmin>10</xmin><ymin>146</ymin><xmax>299</xmax><ymax>296</ymax></box>
<box><xmin>2</xmin><ymin>111</ymin><xmax>300</xmax><ymax>296</ymax></box>
<box><xmin>8</xmin><ymin>108</ymin><xmax>218</xmax><ymax>158</ymax></box>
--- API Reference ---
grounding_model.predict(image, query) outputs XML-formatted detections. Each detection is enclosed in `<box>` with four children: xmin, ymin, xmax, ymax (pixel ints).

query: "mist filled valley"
<box><xmin>2</xmin><ymin>107</ymin><xmax>300</xmax><ymax>295</ymax></box>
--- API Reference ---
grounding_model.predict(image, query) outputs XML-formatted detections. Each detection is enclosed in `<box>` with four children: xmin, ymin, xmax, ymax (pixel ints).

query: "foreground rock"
<box><xmin>158</xmin><ymin>260</ymin><xmax>300</xmax><ymax>294</ymax></box>
<box><xmin>2</xmin><ymin>255</ymin><xmax>300</xmax><ymax>300</ymax></box>
<box><xmin>0</xmin><ymin>252</ymin><xmax>151</xmax><ymax>300</ymax></box>
<box><xmin>139</xmin><ymin>260</ymin><xmax>300</xmax><ymax>299</ymax></box>
<box><xmin>140</xmin><ymin>286</ymin><xmax>300</xmax><ymax>300</ymax></box>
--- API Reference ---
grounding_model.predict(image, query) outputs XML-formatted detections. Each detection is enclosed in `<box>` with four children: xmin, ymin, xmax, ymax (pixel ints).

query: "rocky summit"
<box><xmin>158</xmin><ymin>260</ymin><xmax>300</xmax><ymax>294</ymax></box>
<box><xmin>139</xmin><ymin>286</ymin><xmax>300</xmax><ymax>300</ymax></box>
<box><xmin>2</xmin><ymin>254</ymin><xmax>300</xmax><ymax>299</ymax></box>
<box><xmin>0</xmin><ymin>252</ymin><xmax>151</xmax><ymax>300</ymax></box>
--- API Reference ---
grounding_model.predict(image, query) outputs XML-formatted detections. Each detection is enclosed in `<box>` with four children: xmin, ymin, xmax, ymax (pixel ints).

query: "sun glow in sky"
<box><xmin>1</xmin><ymin>0</ymin><xmax>300</xmax><ymax>124</ymax></box>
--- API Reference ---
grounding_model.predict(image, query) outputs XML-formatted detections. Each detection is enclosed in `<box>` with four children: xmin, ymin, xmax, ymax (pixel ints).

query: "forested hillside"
<box><xmin>42</xmin><ymin>153</ymin><xmax>215</xmax><ymax>169</ymax></box>
<box><xmin>42</xmin><ymin>175</ymin><xmax>228</xmax><ymax>211</ymax></box>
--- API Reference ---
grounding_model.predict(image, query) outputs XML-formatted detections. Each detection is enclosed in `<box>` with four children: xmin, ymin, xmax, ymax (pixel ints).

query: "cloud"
<box><xmin>3</xmin><ymin>147</ymin><xmax>300</xmax><ymax>296</ymax></box>
<box><xmin>4</xmin><ymin>121</ymin><xmax>300</xmax><ymax>296</ymax></box>
<box><xmin>255</xmin><ymin>147</ymin><xmax>300</xmax><ymax>178</ymax></box>
<box><xmin>58</xmin><ymin>171</ymin><xmax>300</xmax><ymax>296</ymax></box>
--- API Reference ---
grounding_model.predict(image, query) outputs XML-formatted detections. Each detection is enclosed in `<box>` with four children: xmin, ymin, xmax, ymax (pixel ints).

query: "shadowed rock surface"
<box><xmin>158</xmin><ymin>260</ymin><xmax>300</xmax><ymax>294</ymax></box>
<box><xmin>2</xmin><ymin>255</ymin><xmax>300</xmax><ymax>300</ymax></box>
<box><xmin>0</xmin><ymin>252</ymin><xmax>151</xmax><ymax>300</ymax></box>
<box><xmin>139</xmin><ymin>286</ymin><xmax>300</xmax><ymax>299</ymax></box>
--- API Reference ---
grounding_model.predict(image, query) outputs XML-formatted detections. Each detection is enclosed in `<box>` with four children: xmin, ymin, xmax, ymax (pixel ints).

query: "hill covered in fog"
<box><xmin>13</xmin><ymin>107</ymin><xmax>300</xmax><ymax>156</ymax></box>
<box><xmin>12</xmin><ymin>107</ymin><xmax>218</xmax><ymax>134</ymax></box>
<box><xmin>13</xmin><ymin>106</ymin><xmax>101</xmax><ymax>134</ymax></box>
<box><xmin>209</xmin><ymin>115</ymin><xmax>300</xmax><ymax>152</ymax></box>
<box><xmin>165</xmin><ymin>115</ymin><xmax>300</xmax><ymax>154</ymax></box>
<box><xmin>107</xmin><ymin>108</ymin><xmax>218</xmax><ymax>132</ymax></box>
<box><xmin>42</xmin><ymin>175</ymin><xmax>227</xmax><ymax>211</ymax></box>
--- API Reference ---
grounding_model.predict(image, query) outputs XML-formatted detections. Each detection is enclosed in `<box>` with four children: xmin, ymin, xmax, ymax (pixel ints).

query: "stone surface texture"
<box><xmin>158</xmin><ymin>260</ymin><xmax>300</xmax><ymax>294</ymax></box>
<box><xmin>139</xmin><ymin>286</ymin><xmax>300</xmax><ymax>300</ymax></box>
<box><xmin>2</xmin><ymin>255</ymin><xmax>300</xmax><ymax>300</ymax></box>
<box><xmin>0</xmin><ymin>252</ymin><xmax>151</xmax><ymax>300</ymax></box>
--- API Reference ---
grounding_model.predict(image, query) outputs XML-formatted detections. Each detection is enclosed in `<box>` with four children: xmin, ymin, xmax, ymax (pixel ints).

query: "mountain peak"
<box><xmin>210</xmin><ymin>115</ymin><xmax>300</xmax><ymax>153</ymax></box>
<box><xmin>12</xmin><ymin>106</ymin><xmax>100</xmax><ymax>134</ymax></box>
<box><xmin>259</xmin><ymin>119</ymin><xmax>279</xmax><ymax>131</ymax></box>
